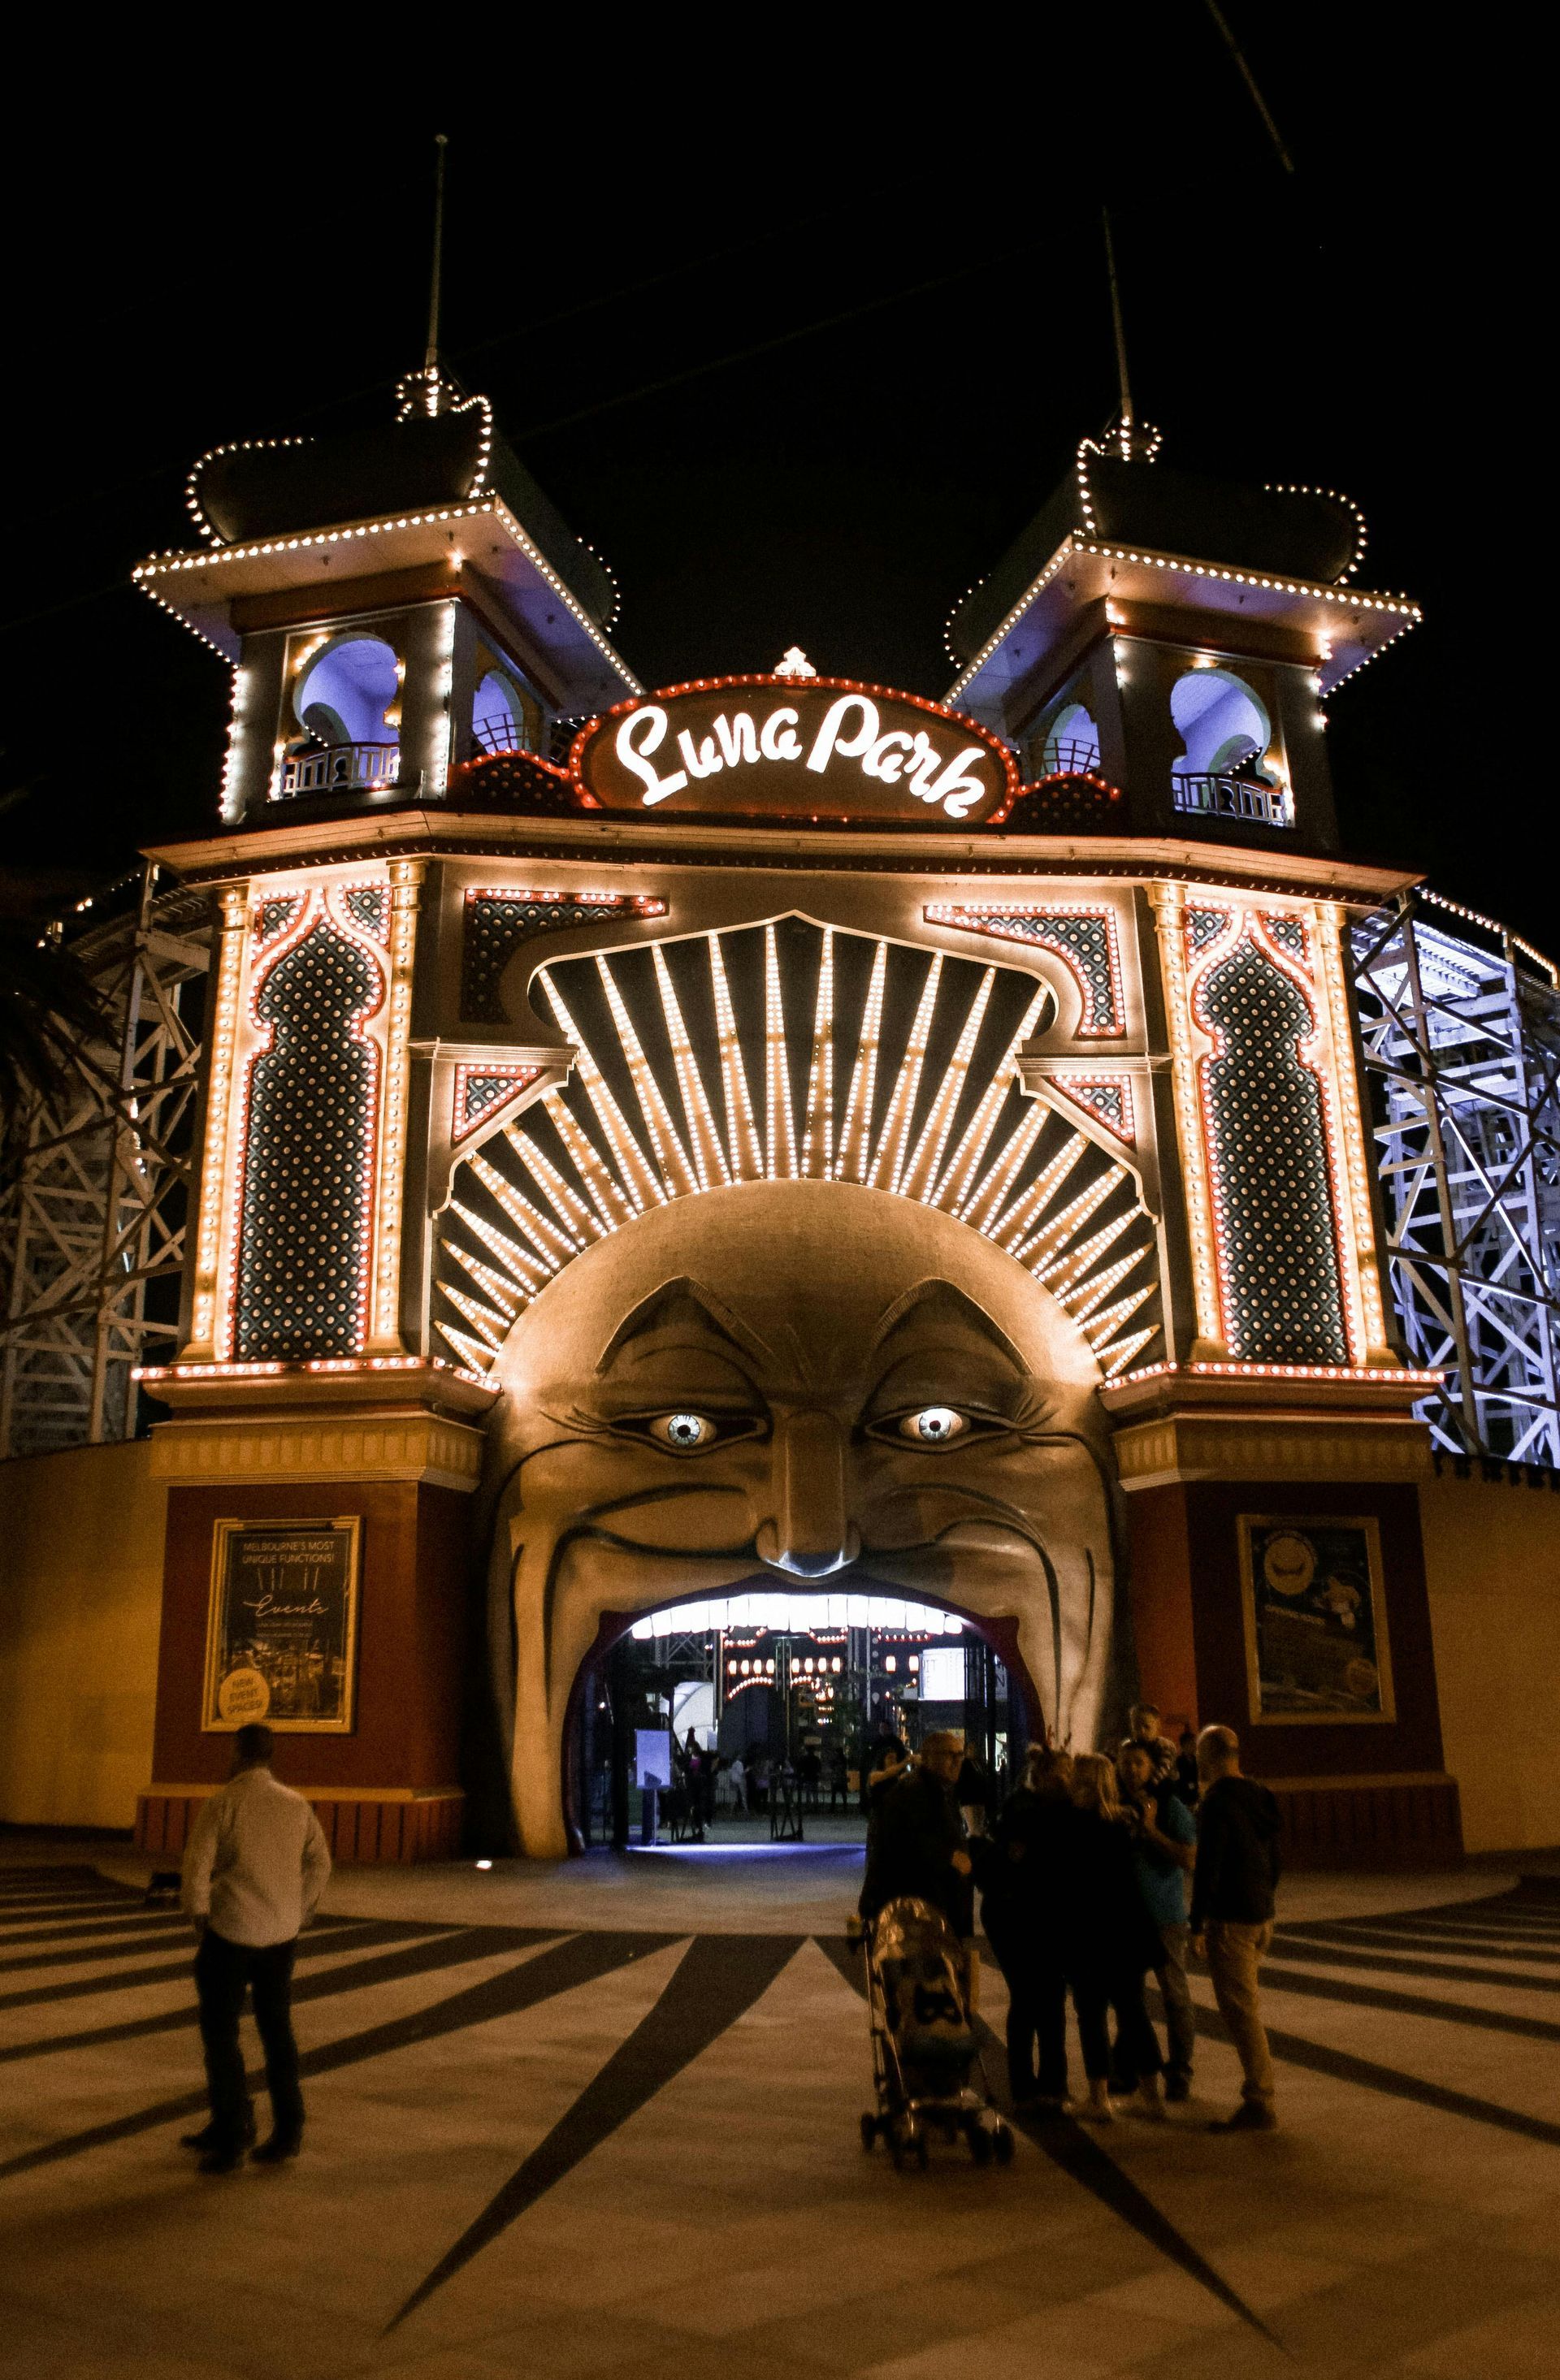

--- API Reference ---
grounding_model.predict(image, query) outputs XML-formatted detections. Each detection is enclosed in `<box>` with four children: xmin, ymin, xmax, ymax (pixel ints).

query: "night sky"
<box><xmin>1</xmin><ymin>19</ymin><xmax>1529</xmax><ymax>937</ymax></box>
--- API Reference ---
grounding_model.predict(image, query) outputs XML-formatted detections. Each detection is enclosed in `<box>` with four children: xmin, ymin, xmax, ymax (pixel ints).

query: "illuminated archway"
<box><xmin>565</xmin><ymin>1585</ymin><xmax>1041</xmax><ymax>1854</ymax></box>
<box><xmin>443</xmin><ymin>916</ymin><xmax>1159</xmax><ymax>1857</ymax></box>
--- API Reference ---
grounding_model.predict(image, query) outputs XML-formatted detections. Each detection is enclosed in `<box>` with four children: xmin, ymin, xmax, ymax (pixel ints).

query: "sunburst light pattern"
<box><xmin>435</xmin><ymin>917</ymin><xmax>1161</xmax><ymax>1378</ymax></box>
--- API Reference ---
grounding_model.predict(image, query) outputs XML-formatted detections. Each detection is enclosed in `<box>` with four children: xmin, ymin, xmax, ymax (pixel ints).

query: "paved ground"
<box><xmin>2</xmin><ymin>1833</ymin><xmax>1558</xmax><ymax>2379</ymax></box>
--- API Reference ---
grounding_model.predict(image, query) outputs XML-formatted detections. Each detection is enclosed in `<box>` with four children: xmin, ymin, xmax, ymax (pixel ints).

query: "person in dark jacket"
<box><xmin>1117</xmin><ymin>1741</ymin><xmax>1198</xmax><ymax>2100</ymax></box>
<box><xmin>1190</xmin><ymin>1723</ymin><xmax>1282</xmax><ymax>2131</ymax></box>
<box><xmin>981</xmin><ymin>1745</ymin><xmax>1075</xmax><ymax>2110</ymax></box>
<box><xmin>1060</xmin><ymin>1754</ymin><xmax>1166</xmax><ymax>2123</ymax></box>
<box><xmin>859</xmin><ymin>1730</ymin><xmax>973</xmax><ymax>1935</ymax></box>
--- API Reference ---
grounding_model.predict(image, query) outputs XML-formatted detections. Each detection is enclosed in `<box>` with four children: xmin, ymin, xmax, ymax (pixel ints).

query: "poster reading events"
<box><xmin>1237</xmin><ymin>1515</ymin><xmax>1393</xmax><ymax>1724</ymax></box>
<box><xmin>202</xmin><ymin>1517</ymin><xmax>361</xmax><ymax>1733</ymax></box>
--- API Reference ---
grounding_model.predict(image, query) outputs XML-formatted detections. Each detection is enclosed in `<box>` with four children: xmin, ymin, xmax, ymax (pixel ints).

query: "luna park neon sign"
<box><xmin>572</xmin><ymin>677</ymin><xmax>1017</xmax><ymax>825</ymax></box>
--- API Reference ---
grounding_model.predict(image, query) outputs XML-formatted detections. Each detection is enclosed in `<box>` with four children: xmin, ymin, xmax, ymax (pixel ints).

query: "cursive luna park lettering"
<box><xmin>581</xmin><ymin>681</ymin><xmax>1011</xmax><ymax>824</ymax></box>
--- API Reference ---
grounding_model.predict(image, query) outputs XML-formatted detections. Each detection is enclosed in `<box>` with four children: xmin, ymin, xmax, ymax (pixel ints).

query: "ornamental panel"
<box><xmin>233</xmin><ymin>917</ymin><xmax>381</xmax><ymax>1361</ymax></box>
<box><xmin>924</xmin><ymin>905</ymin><xmax>1124</xmax><ymax>1036</ymax></box>
<box><xmin>461</xmin><ymin>889</ymin><xmax>668</xmax><ymax>1023</ymax></box>
<box><xmin>1197</xmin><ymin>933</ymin><xmax>1349</xmax><ymax>1365</ymax></box>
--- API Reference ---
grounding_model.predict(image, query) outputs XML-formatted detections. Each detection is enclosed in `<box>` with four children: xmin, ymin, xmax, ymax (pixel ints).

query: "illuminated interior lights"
<box><xmin>630</xmin><ymin>1592</ymin><xmax>964</xmax><ymax>1639</ymax></box>
<box><xmin>943</xmin><ymin>521</ymin><xmax>1421</xmax><ymax>704</ymax></box>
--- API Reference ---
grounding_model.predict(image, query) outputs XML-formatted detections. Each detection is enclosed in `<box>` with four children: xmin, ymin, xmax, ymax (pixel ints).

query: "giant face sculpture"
<box><xmin>483</xmin><ymin>1179</ymin><xmax>1122</xmax><ymax>1857</ymax></box>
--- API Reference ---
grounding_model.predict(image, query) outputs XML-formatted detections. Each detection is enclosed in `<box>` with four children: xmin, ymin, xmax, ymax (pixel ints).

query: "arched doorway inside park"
<box><xmin>566</xmin><ymin>1587</ymin><xmax>1040</xmax><ymax>1851</ymax></box>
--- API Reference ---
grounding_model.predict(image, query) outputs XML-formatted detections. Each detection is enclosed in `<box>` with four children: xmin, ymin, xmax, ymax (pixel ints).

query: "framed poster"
<box><xmin>1237</xmin><ymin>1514</ymin><xmax>1394</xmax><ymax>1724</ymax></box>
<box><xmin>202</xmin><ymin>1517</ymin><xmax>362</xmax><ymax>1733</ymax></box>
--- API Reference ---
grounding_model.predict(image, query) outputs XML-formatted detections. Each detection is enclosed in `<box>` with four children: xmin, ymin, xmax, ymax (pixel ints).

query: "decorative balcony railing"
<box><xmin>470</xmin><ymin>713</ymin><xmax>529</xmax><ymax>759</ymax></box>
<box><xmin>1172</xmin><ymin>770</ymin><xmax>1289</xmax><ymax>827</ymax></box>
<box><xmin>276</xmin><ymin>742</ymin><xmax>400</xmax><ymax>798</ymax></box>
<box><xmin>1037</xmin><ymin>737</ymin><xmax>1103</xmax><ymax>778</ymax></box>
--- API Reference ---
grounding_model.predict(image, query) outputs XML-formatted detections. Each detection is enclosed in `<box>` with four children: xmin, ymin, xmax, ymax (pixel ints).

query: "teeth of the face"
<box><xmin>539</xmin><ymin>969</ymin><xmax>666</xmax><ymax>1210</ymax></box>
<box><xmin>652</xmin><ymin>943</ymin><xmax>731</xmax><ymax>1192</ymax></box>
<box><xmin>446</xmin><ymin>1200</ymin><xmax>550</xmax><ymax>1296</ymax></box>
<box><xmin>834</xmin><ymin>938</ymin><xmax>886</xmax><ymax>1184</ymax></box>
<box><xmin>762</xmin><ymin>924</ymin><xmax>797</xmax><ymax>1179</ymax></box>
<box><xmin>447</xmin><ymin>918</ymin><xmax>1164</xmax><ymax>1376</ymax></box>
<box><xmin>868</xmin><ymin>954</ymin><xmax>942</xmax><ymax>1194</ymax></box>
<box><xmin>434</xmin><ymin>1315</ymin><xmax>497</xmax><ymax>1371</ymax></box>
<box><xmin>595</xmin><ymin>953</ymin><xmax>700</xmax><ymax>1198</ymax></box>
<box><xmin>1100</xmin><ymin>1324</ymin><xmax>1159</xmax><ymax>1376</ymax></box>
<box><xmin>899</xmin><ymin>967</ymin><xmax>992</xmax><ymax>1204</ymax></box>
<box><xmin>708</xmin><ymin>933</ymin><xmax>764</xmax><ymax>1179</ymax></box>
<box><xmin>799</xmin><ymin>926</ymin><xmax>834</xmax><ymax>1179</ymax></box>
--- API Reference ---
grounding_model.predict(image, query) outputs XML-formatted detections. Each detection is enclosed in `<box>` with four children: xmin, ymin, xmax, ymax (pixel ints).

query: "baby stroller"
<box><xmin>855</xmin><ymin>1896</ymin><xmax>1012</xmax><ymax>2170</ymax></box>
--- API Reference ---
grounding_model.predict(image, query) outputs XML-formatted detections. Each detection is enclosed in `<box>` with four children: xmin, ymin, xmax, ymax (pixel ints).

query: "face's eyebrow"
<box><xmin>868</xmin><ymin>1279</ymin><xmax>1029</xmax><ymax>1375</ymax></box>
<box><xmin>595</xmin><ymin>1277</ymin><xmax>774</xmax><ymax>1376</ymax></box>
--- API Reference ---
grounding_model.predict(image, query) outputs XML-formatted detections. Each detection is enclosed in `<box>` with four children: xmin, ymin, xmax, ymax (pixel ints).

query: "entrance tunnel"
<box><xmin>566</xmin><ymin>1589</ymin><xmax>1036</xmax><ymax>1852</ymax></box>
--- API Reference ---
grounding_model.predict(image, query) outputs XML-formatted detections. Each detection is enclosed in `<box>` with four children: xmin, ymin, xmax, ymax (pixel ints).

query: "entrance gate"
<box><xmin>569</xmin><ymin>1590</ymin><xmax>1035</xmax><ymax>1850</ymax></box>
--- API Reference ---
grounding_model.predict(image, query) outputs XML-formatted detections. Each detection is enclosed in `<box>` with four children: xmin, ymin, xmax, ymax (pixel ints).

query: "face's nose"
<box><xmin>755</xmin><ymin>1409</ymin><xmax>860</xmax><ymax>1578</ymax></box>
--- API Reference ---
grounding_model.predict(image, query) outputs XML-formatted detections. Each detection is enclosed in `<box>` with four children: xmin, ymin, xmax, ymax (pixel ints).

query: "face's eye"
<box><xmin>657</xmin><ymin>1412</ymin><xmax>712</xmax><ymax>1450</ymax></box>
<box><xmin>899</xmin><ymin>1405</ymin><xmax>967</xmax><ymax>1446</ymax></box>
<box><xmin>610</xmin><ymin>1409</ymin><xmax>762</xmax><ymax>1456</ymax></box>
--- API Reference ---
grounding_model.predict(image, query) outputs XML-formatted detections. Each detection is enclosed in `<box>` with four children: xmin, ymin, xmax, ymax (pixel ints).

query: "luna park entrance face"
<box><xmin>570</xmin><ymin>1590</ymin><xmax>1035</xmax><ymax>1850</ymax></box>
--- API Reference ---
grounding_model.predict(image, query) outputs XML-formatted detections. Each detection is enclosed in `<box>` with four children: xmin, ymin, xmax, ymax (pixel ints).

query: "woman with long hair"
<box><xmin>1061</xmin><ymin>1752</ymin><xmax>1167</xmax><ymax>2123</ymax></box>
<box><xmin>982</xmin><ymin>1742</ymin><xmax>1077</xmax><ymax>2110</ymax></box>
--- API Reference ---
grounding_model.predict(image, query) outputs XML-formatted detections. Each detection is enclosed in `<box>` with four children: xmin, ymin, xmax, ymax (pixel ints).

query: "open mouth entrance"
<box><xmin>568</xmin><ymin>1589</ymin><xmax>1038</xmax><ymax>1855</ymax></box>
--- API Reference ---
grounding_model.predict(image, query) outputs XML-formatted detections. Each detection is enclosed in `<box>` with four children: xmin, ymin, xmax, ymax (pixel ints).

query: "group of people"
<box><xmin>176</xmin><ymin>1703</ymin><xmax>1282</xmax><ymax>2174</ymax></box>
<box><xmin>860</xmin><ymin>1704</ymin><xmax>1283</xmax><ymax>2132</ymax></box>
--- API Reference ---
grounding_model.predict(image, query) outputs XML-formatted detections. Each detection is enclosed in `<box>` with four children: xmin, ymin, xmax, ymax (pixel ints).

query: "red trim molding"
<box><xmin>1265</xmin><ymin>1773</ymin><xmax>1462</xmax><ymax>1871</ymax></box>
<box><xmin>135</xmin><ymin>1789</ymin><xmax>466</xmax><ymax>1865</ymax></box>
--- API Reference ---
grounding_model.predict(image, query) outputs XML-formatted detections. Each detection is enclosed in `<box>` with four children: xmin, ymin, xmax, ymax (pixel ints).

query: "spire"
<box><xmin>425</xmin><ymin>132</ymin><xmax>448</xmax><ymax>375</ymax></box>
<box><xmin>1098</xmin><ymin>210</ymin><xmax>1158</xmax><ymax>464</ymax></box>
<box><xmin>405</xmin><ymin>135</ymin><xmax>458</xmax><ymax>418</ymax></box>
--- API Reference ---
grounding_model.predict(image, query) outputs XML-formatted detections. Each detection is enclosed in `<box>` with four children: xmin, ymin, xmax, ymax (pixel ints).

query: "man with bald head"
<box><xmin>1190</xmin><ymin>1724</ymin><xmax>1282</xmax><ymax>2131</ymax></box>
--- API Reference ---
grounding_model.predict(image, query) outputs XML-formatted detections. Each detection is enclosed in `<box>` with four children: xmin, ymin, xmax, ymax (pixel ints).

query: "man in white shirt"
<box><xmin>180</xmin><ymin>1724</ymin><xmax>332</xmax><ymax>2173</ymax></box>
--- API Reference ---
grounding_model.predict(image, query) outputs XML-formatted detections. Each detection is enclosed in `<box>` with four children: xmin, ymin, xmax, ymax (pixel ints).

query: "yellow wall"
<box><xmin>1421</xmin><ymin>1470</ymin><xmax>1560</xmax><ymax>1854</ymax></box>
<box><xmin>0</xmin><ymin>1440</ymin><xmax>166</xmax><ymax>1829</ymax></box>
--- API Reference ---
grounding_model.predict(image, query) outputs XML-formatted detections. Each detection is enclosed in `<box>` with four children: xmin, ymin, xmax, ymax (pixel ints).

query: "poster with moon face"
<box><xmin>1237</xmin><ymin>1515</ymin><xmax>1393</xmax><ymax>1723</ymax></box>
<box><xmin>202</xmin><ymin>1517</ymin><xmax>361</xmax><ymax>1733</ymax></box>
